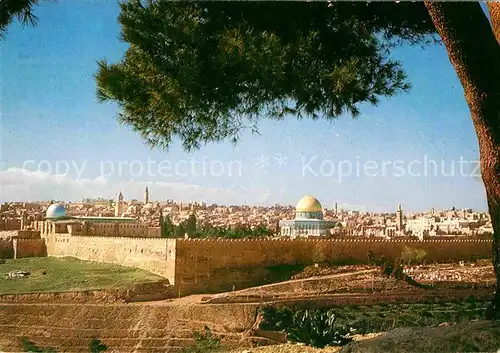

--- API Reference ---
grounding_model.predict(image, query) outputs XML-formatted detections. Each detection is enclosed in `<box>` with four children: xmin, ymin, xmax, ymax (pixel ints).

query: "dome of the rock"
<box><xmin>295</xmin><ymin>195</ymin><xmax>323</xmax><ymax>213</ymax></box>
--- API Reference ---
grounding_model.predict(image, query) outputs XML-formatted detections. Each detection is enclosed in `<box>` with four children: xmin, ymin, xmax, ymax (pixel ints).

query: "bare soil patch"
<box><xmin>340</xmin><ymin>320</ymin><xmax>500</xmax><ymax>353</ymax></box>
<box><xmin>206</xmin><ymin>261</ymin><xmax>494</xmax><ymax>304</ymax></box>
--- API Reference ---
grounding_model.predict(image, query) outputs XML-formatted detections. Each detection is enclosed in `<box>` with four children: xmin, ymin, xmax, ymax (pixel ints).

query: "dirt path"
<box><xmin>209</xmin><ymin>268</ymin><xmax>380</xmax><ymax>298</ymax></box>
<box><xmin>127</xmin><ymin>268</ymin><xmax>380</xmax><ymax>307</ymax></box>
<box><xmin>0</xmin><ymin>287</ymin><xmax>492</xmax><ymax>308</ymax></box>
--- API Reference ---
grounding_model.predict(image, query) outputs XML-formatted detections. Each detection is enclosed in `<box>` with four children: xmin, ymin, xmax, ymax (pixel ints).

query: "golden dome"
<box><xmin>295</xmin><ymin>196</ymin><xmax>323</xmax><ymax>213</ymax></box>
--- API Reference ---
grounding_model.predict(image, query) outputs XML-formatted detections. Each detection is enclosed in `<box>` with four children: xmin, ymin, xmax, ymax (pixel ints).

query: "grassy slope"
<box><xmin>0</xmin><ymin>257</ymin><xmax>165</xmax><ymax>294</ymax></box>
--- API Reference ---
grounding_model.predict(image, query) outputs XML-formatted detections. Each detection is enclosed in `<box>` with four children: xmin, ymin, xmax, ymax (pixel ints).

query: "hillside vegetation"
<box><xmin>0</xmin><ymin>257</ymin><xmax>164</xmax><ymax>294</ymax></box>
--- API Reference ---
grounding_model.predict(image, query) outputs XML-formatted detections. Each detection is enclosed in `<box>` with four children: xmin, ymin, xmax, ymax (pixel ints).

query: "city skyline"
<box><xmin>0</xmin><ymin>191</ymin><xmax>486</xmax><ymax>216</ymax></box>
<box><xmin>1</xmin><ymin>2</ymin><xmax>488</xmax><ymax>212</ymax></box>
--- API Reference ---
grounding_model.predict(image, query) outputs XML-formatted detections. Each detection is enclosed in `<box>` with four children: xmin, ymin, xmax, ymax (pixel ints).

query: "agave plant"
<box><xmin>286</xmin><ymin>309</ymin><xmax>355</xmax><ymax>348</ymax></box>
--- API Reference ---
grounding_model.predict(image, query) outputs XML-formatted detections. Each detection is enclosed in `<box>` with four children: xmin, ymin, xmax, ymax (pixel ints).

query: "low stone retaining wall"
<box><xmin>0</xmin><ymin>280</ymin><xmax>174</xmax><ymax>304</ymax></box>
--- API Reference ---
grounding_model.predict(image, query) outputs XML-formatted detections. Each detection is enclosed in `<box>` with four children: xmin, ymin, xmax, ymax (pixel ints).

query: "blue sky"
<box><xmin>0</xmin><ymin>2</ymin><xmax>488</xmax><ymax>212</ymax></box>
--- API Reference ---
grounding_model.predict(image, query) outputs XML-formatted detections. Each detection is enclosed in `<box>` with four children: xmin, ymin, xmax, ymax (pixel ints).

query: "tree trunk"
<box><xmin>424</xmin><ymin>2</ymin><xmax>500</xmax><ymax>318</ymax></box>
<box><xmin>488</xmin><ymin>2</ymin><xmax>500</xmax><ymax>45</ymax></box>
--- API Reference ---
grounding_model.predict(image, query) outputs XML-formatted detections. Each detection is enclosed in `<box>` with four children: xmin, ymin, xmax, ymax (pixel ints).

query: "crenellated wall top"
<box><xmin>55</xmin><ymin>234</ymin><xmax>172</xmax><ymax>243</ymax></box>
<box><xmin>175</xmin><ymin>238</ymin><xmax>492</xmax><ymax>243</ymax></box>
<box><xmin>50</xmin><ymin>233</ymin><xmax>492</xmax><ymax>244</ymax></box>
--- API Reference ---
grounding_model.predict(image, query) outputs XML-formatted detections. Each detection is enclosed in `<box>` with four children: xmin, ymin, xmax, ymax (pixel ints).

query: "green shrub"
<box><xmin>398</xmin><ymin>246</ymin><xmax>427</xmax><ymax>265</ymax></box>
<box><xmin>466</xmin><ymin>295</ymin><xmax>477</xmax><ymax>306</ymax></box>
<box><xmin>259</xmin><ymin>306</ymin><xmax>354</xmax><ymax>348</ymax></box>
<box><xmin>287</xmin><ymin>309</ymin><xmax>355</xmax><ymax>348</ymax></box>
<box><xmin>368</xmin><ymin>250</ymin><xmax>432</xmax><ymax>289</ymax></box>
<box><xmin>181</xmin><ymin>326</ymin><xmax>221</xmax><ymax>353</ymax></box>
<box><xmin>265</xmin><ymin>264</ymin><xmax>305</xmax><ymax>282</ymax></box>
<box><xmin>259</xmin><ymin>306</ymin><xmax>294</xmax><ymax>331</ymax></box>
<box><xmin>260</xmin><ymin>302</ymin><xmax>488</xmax><ymax>340</ymax></box>
<box><xmin>89</xmin><ymin>338</ymin><xmax>107</xmax><ymax>353</ymax></box>
<box><xmin>21</xmin><ymin>336</ymin><xmax>108</xmax><ymax>353</ymax></box>
<box><xmin>20</xmin><ymin>337</ymin><xmax>56</xmax><ymax>353</ymax></box>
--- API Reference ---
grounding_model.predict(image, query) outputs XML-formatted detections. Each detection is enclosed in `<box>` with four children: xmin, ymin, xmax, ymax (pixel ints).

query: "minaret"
<box><xmin>144</xmin><ymin>186</ymin><xmax>149</xmax><ymax>204</ymax></box>
<box><xmin>115</xmin><ymin>192</ymin><xmax>124</xmax><ymax>217</ymax></box>
<box><xmin>335</xmin><ymin>202</ymin><xmax>338</xmax><ymax>215</ymax></box>
<box><xmin>396</xmin><ymin>204</ymin><xmax>403</xmax><ymax>232</ymax></box>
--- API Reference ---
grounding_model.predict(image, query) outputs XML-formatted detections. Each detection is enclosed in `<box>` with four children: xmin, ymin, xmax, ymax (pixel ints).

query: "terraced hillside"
<box><xmin>1</xmin><ymin>260</ymin><xmax>495</xmax><ymax>352</ymax></box>
<box><xmin>0</xmin><ymin>301</ymin><xmax>261</xmax><ymax>353</ymax></box>
<box><xmin>0</xmin><ymin>297</ymin><xmax>491</xmax><ymax>353</ymax></box>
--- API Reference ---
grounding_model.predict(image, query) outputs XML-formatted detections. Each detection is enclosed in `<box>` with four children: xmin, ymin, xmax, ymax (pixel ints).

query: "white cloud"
<box><xmin>0</xmin><ymin>167</ymin><xmax>271</xmax><ymax>205</ymax></box>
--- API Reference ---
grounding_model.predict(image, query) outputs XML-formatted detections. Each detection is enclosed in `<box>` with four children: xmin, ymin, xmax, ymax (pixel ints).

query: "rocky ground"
<box><xmin>205</xmin><ymin>260</ymin><xmax>494</xmax><ymax>305</ymax></box>
<box><xmin>227</xmin><ymin>320</ymin><xmax>500</xmax><ymax>353</ymax></box>
<box><xmin>292</xmin><ymin>260</ymin><xmax>495</xmax><ymax>286</ymax></box>
<box><xmin>339</xmin><ymin>320</ymin><xmax>500</xmax><ymax>353</ymax></box>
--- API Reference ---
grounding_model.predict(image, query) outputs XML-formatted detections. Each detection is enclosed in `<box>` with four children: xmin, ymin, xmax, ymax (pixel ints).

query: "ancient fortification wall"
<box><xmin>0</xmin><ymin>232</ymin><xmax>45</xmax><ymax>259</ymax></box>
<box><xmin>17</xmin><ymin>230</ymin><xmax>41</xmax><ymax>239</ymax></box>
<box><xmin>148</xmin><ymin>227</ymin><xmax>161</xmax><ymax>238</ymax></box>
<box><xmin>0</xmin><ymin>230</ymin><xmax>41</xmax><ymax>239</ymax></box>
<box><xmin>0</xmin><ymin>239</ymin><xmax>14</xmax><ymax>259</ymax></box>
<box><xmin>0</xmin><ymin>219</ymin><xmax>21</xmax><ymax>231</ymax></box>
<box><xmin>59</xmin><ymin>222</ymin><xmax>160</xmax><ymax>238</ymax></box>
<box><xmin>174</xmin><ymin>239</ymin><xmax>492</xmax><ymax>294</ymax></box>
<box><xmin>48</xmin><ymin>235</ymin><xmax>175</xmax><ymax>284</ymax></box>
<box><xmin>85</xmin><ymin>223</ymin><xmax>154</xmax><ymax>237</ymax></box>
<box><xmin>14</xmin><ymin>239</ymin><xmax>47</xmax><ymax>258</ymax></box>
<box><xmin>4</xmin><ymin>231</ymin><xmax>493</xmax><ymax>296</ymax></box>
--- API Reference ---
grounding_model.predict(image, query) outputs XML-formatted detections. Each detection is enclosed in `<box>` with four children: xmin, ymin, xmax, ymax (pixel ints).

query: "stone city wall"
<box><xmin>17</xmin><ymin>230</ymin><xmax>41</xmax><ymax>239</ymax></box>
<box><xmin>0</xmin><ymin>238</ymin><xmax>45</xmax><ymax>259</ymax></box>
<box><xmin>14</xmin><ymin>239</ymin><xmax>47</xmax><ymax>258</ymax></box>
<box><xmin>48</xmin><ymin>234</ymin><xmax>175</xmax><ymax>284</ymax></box>
<box><xmin>148</xmin><ymin>227</ymin><xmax>161</xmax><ymax>238</ymax></box>
<box><xmin>0</xmin><ymin>239</ymin><xmax>14</xmax><ymax>259</ymax></box>
<box><xmin>0</xmin><ymin>219</ymin><xmax>21</xmax><ymax>231</ymax></box>
<box><xmin>174</xmin><ymin>238</ymin><xmax>493</xmax><ymax>294</ymax></box>
<box><xmin>22</xmin><ymin>235</ymin><xmax>495</xmax><ymax>296</ymax></box>
<box><xmin>62</xmin><ymin>222</ymin><xmax>160</xmax><ymax>238</ymax></box>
